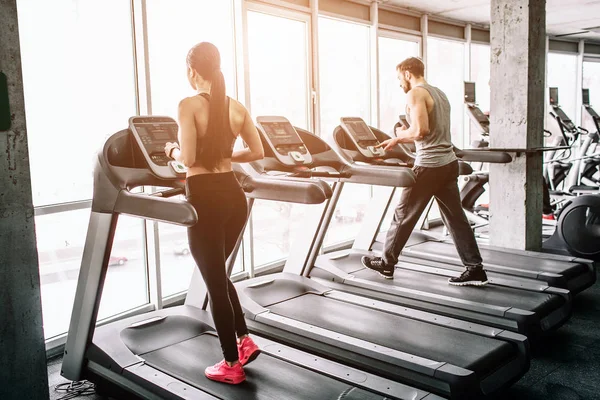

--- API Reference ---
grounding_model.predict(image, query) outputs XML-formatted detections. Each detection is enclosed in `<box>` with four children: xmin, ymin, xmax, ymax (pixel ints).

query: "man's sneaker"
<box><xmin>361</xmin><ymin>256</ymin><xmax>394</xmax><ymax>279</ymax></box>
<box><xmin>448</xmin><ymin>268</ymin><xmax>488</xmax><ymax>286</ymax></box>
<box><xmin>237</xmin><ymin>336</ymin><xmax>261</xmax><ymax>366</ymax></box>
<box><xmin>204</xmin><ymin>360</ymin><xmax>246</xmax><ymax>384</ymax></box>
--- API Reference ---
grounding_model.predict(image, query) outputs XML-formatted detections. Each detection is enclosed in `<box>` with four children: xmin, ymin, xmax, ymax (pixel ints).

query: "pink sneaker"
<box><xmin>237</xmin><ymin>336</ymin><xmax>261</xmax><ymax>366</ymax></box>
<box><xmin>204</xmin><ymin>360</ymin><xmax>246</xmax><ymax>384</ymax></box>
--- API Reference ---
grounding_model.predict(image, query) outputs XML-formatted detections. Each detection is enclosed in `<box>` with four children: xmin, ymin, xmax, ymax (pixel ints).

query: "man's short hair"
<box><xmin>396</xmin><ymin>57</ymin><xmax>424</xmax><ymax>78</ymax></box>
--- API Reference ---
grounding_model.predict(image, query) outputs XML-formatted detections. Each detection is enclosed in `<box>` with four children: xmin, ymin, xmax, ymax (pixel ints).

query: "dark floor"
<box><xmin>48</xmin><ymin>270</ymin><xmax>600</xmax><ymax>400</ymax></box>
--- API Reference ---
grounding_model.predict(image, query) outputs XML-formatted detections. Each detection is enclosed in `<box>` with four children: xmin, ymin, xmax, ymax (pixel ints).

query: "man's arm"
<box><xmin>376</xmin><ymin>88</ymin><xmax>430</xmax><ymax>152</ymax></box>
<box><xmin>396</xmin><ymin>88</ymin><xmax>430</xmax><ymax>142</ymax></box>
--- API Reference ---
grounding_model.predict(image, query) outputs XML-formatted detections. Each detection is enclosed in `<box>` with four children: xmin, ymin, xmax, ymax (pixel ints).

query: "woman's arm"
<box><xmin>231</xmin><ymin>107</ymin><xmax>264</xmax><ymax>163</ymax></box>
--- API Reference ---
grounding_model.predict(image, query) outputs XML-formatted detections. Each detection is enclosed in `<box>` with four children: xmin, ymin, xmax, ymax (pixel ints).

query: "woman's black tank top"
<box><xmin>195</xmin><ymin>92</ymin><xmax>236</xmax><ymax>161</ymax></box>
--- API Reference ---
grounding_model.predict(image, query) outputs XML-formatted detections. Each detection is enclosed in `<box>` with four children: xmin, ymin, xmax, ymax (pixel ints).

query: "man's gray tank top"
<box><xmin>407</xmin><ymin>83</ymin><xmax>457</xmax><ymax>167</ymax></box>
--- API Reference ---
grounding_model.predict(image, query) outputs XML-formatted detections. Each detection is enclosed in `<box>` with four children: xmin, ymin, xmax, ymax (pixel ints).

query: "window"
<box><xmin>583</xmin><ymin>60</ymin><xmax>600</xmax><ymax>130</ymax></box>
<box><xmin>98</xmin><ymin>217</ymin><xmax>147</xmax><ymax>320</ymax></box>
<box><xmin>38</xmin><ymin>211</ymin><xmax>147</xmax><ymax>339</ymax></box>
<box><xmin>251</xmin><ymin>201</ymin><xmax>316</xmax><ymax>267</ymax></box>
<box><xmin>324</xmin><ymin>184</ymin><xmax>372</xmax><ymax>247</ymax></box>
<box><xmin>319</xmin><ymin>16</ymin><xmax>371</xmax><ymax>136</ymax></box>
<box><xmin>17</xmin><ymin>0</ymin><xmax>136</xmax><ymax>206</ymax></box>
<box><xmin>469</xmin><ymin>43</ymin><xmax>491</xmax><ymax>146</ymax></box>
<box><xmin>378</xmin><ymin>35</ymin><xmax>420</xmax><ymax>134</ymax></box>
<box><xmin>146</xmin><ymin>0</ymin><xmax>236</xmax><ymax>117</ymax></box>
<box><xmin>427</xmin><ymin>38</ymin><xmax>466</xmax><ymax>147</ymax></box>
<box><xmin>547</xmin><ymin>52</ymin><xmax>578</xmax><ymax>124</ymax></box>
<box><xmin>245</xmin><ymin>8</ymin><xmax>312</xmax><ymax>267</ymax></box>
<box><xmin>246</xmin><ymin>9</ymin><xmax>311</xmax><ymax>129</ymax></box>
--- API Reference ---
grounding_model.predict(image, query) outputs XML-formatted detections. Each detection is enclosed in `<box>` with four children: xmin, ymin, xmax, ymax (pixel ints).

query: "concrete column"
<box><xmin>0</xmin><ymin>1</ymin><xmax>49</xmax><ymax>399</ymax></box>
<box><xmin>489</xmin><ymin>0</ymin><xmax>546</xmax><ymax>250</ymax></box>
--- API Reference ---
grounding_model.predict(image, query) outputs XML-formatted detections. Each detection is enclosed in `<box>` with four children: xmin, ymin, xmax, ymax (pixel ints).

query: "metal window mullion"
<box><xmin>140</xmin><ymin>0</ymin><xmax>152</xmax><ymax>115</ymax></box>
<box><xmin>370</xmin><ymin>1</ymin><xmax>379</xmax><ymax>128</ymax></box>
<box><xmin>421</xmin><ymin>15</ymin><xmax>428</xmax><ymax>80</ymax></box>
<box><xmin>465</xmin><ymin>24</ymin><xmax>472</xmax><ymax>149</ymax></box>
<box><xmin>233</xmin><ymin>0</ymin><xmax>246</xmax><ymax>102</ymax></box>
<box><xmin>144</xmin><ymin>218</ymin><xmax>162</xmax><ymax>310</ymax></box>
<box><xmin>129</xmin><ymin>0</ymin><xmax>142</xmax><ymax>115</ymax></box>
<box><xmin>248</xmin><ymin>206</ymin><xmax>256</xmax><ymax>278</ymax></box>
<box><xmin>311</xmin><ymin>0</ymin><xmax>321</xmax><ymax>134</ymax></box>
<box><xmin>242</xmin><ymin>0</ymin><xmax>252</xmax><ymax>110</ymax></box>
<box><xmin>576</xmin><ymin>40</ymin><xmax>585</xmax><ymax>127</ymax></box>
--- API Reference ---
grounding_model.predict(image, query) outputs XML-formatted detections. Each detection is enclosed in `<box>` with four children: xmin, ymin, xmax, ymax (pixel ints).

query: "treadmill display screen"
<box><xmin>346</xmin><ymin>120</ymin><xmax>377</xmax><ymax>142</ymax></box>
<box><xmin>134</xmin><ymin>123</ymin><xmax>178</xmax><ymax>147</ymax></box>
<box><xmin>583</xmin><ymin>89</ymin><xmax>590</xmax><ymax>106</ymax></box>
<box><xmin>260</xmin><ymin>121</ymin><xmax>303</xmax><ymax>146</ymax></box>
<box><xmin>464</xmin><ymin>82</ymin><xmax>476</xmax><ymax>103</ymax></box>
<box><xmin>549</xmin><ymin>87</ymin><xmax>559</xmax><ymax>105</ymax></box>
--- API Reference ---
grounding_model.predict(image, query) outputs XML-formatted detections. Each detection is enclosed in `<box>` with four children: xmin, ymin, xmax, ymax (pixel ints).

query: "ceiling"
<box><xmin>385</xmin><ymin>0</ymin><xmax>600</xmax><ymax>42</ymax></box>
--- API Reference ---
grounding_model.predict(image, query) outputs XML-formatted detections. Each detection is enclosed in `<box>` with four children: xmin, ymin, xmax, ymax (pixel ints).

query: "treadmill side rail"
<box><xmin>256</xmin><ymin>312</ymin><xmax>471</xmax><ymax>378</ymax></box>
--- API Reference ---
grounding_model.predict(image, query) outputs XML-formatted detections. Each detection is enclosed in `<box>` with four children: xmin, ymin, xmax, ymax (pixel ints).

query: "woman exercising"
<box><xmin>164</xmin><ymin>42</ymin><xmax>264</xmax><ymax>385</ymax></box>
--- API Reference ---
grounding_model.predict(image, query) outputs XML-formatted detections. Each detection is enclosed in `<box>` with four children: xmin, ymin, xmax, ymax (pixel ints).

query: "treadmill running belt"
<box><xmin>406</xmin><ymin>241</ymin><xmax>585</xmax><ymax>279</ymax></box>
<box><xmin>269</xmin><ymin>294</ymin><xmax>516</xmax><ymax>378</ymax></box>
<box><xmin>350</xmin><ymin>267</ymin><xmax>564</xmax><ymax>315</ymax></box>
<box><xmin>143</xmin><ymin>333</ymin><xmax>387</xmax><ymax>400</ymax></box>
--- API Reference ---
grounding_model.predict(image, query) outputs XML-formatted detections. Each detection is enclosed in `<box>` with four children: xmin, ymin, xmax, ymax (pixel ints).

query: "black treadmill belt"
<box><xmin>269</xmin><ymin>294</ymin><xmax>515</xmax><ymax>377</ymax></box>
<box><xmin>143</xmin><ymin>333</ymin><xmax>385</xmax><ymax>400</ymax></box>
<box><xmin>350</xmin><ymin>266</ymin><xmax>564</xmax><ymax>316</ymax></box>
<box><xmin>406</xmin><ymin>241</ymin><xmax>584</xmax><ymax>278</ymax></box>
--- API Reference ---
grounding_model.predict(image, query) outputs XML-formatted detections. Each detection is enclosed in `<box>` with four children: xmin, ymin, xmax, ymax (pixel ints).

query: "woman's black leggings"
<box><xmin>186</xmin><ymin>172</ymin><xmax>249</xmax><ymax>362</ymax></box>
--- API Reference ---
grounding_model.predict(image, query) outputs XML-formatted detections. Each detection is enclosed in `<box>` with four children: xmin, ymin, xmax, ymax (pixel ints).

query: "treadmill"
<box><xmin>280</xmin><ymin>117</ymin><xmax>572</xmax><ymax>339</ymax></box>
<box><xmin>60</xmin><ymin>116</ymin><xmax>437</xmax><ymax>400</ymax></box>
<box><xmin>369</xmin><ymin>113</ymin><xmax>597</xmax><ymax>293</ymax></box>
<box><xmin>234</xmin><ymin>116</ymin><xmax>530</xmax><ymax>399</ymax></box>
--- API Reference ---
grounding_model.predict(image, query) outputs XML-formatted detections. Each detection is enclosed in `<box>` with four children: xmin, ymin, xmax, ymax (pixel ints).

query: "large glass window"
<box><xmin>583</xmin><ymin>60</ymin><xmax>600</xmax><ymax>130</ymax></box>
<box><xmin>324</xmin><ymin>184</ymin><xmax>372</xmax><ymax>247</ymax></box>
<box><xmin>319</xmin><ymin>17</ymin><xmax>371</xmax><ymax>136</ymax></box>
<box><xmin>245</xmin><ymin>8</ymin><xmax>312</xmax><ymax>267</ymax></box>
<box><xmin>470</xmin><ymin>44</ymin><xmax>491</xmax><ymax>113</ymax></box>
<box><xmin>251</xmin><ymin>202</ymin><xmax>316</xmax><ymax>267</ymax></box>
<box><xmin>469</xmin><ymin>43</ymin><xmax>491</xmax><ymax>146</ymax></box>
<box><xmin>547</xmin><ymin>52</ymin><xmax>578</xmax><ymax>123</ymax></box>
<box><xmin>38</xmin><ymin>211</ymin><xmax>147</xmax><ymax>339</ymax></box>
<box><xmin>378</xmin><ymin>35</ymin><xmax>420</xmax><ymax>134</ymax></box>
<box><xmin>17</xmin><ymin>0</ymin><xmax>136</xmax><ymax>206</ymax></box>
<box><xmin>246</xmin><ymin>9</ymin><xmax>310</xmax><ymax>128</ymax></box>
<box><xmin>146</xmin><ymin>0</ymin><xmax>236</xmax><ymax>118</ymax></box>
<box><xmin>427</xmin><ymin>38</ymin><xmax>466</xmax><ymax>147</ymax></box>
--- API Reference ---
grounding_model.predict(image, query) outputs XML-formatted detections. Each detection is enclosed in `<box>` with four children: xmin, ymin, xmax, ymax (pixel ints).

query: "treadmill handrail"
<box><xmin>113</xmin><ymin>190</ymin><xmax>198</xmax><ymax>227</ymax></box>
<box><xmin>453</xmin><ymin>147</ymin><xmax>513</xmax><ymax>163</ymax></box>
<box><xmin>339</xmin><ymin>163</ymin><xmax>416</xmax><ymax>187</ymax></box>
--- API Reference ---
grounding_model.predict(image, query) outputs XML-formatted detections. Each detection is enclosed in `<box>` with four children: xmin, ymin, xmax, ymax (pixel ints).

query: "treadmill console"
<box><xmin>398</xmin><ymin>114</ymin><xmax>410</xmax><ymax>129</ymax></box>
<box><xmin>129</xmin><ymin>116</ymin><xmax>187</xmax><ymax>179</ymax></box>
<box><xmin>256</xmin><ymin>116</ymin><xmax>312</xmax><ymax>166</ymax></box>
<box><xmin>549</xmin><ymin>87</ymin><xmax>559</xmax><ymax>106</ymax></box>
<box><xmin>583</xmin><ymin>89</ymin><xmax>590</xmax><ymax>106</ymax></box>
<box><xmin>464</xmin><ymin>81</ymin><xmax>476</xmax><ymax>104</ymax></box>
<box><xmin>339</xmin><ymin>117</ymin><xmax>386</xmax><ymax>158</ymax></box>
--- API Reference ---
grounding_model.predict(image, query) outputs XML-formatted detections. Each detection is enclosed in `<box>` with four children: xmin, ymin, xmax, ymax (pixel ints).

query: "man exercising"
<box><xmin>361</xmin><ymin>57</ymin><xmax>488</xmax><ymax>286</ymax></box>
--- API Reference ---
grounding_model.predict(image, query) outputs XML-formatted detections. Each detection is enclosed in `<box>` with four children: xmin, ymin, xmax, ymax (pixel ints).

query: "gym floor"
<box><xmin>47</xmin><ymin>268</ymin><xmax>600</xmax><ymax>400</ymax></box>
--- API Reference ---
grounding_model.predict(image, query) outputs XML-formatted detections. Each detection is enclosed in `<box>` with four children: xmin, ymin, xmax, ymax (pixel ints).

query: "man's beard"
<box><xmin>402</xmin><ymin>80</ymin><xmax>411</xmax><ymax>93</ymax></box>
